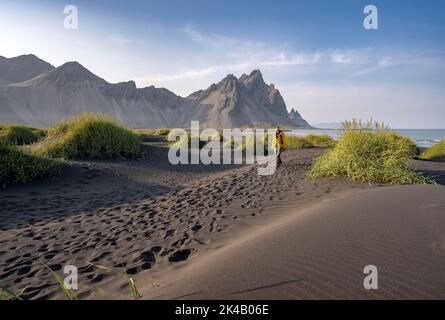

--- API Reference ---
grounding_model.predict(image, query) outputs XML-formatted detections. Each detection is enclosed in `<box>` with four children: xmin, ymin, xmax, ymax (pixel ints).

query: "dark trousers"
<box><xmin>276</xmin><ymin>145</ymin><xmax>283</xmax><ymax>165</ymax></box>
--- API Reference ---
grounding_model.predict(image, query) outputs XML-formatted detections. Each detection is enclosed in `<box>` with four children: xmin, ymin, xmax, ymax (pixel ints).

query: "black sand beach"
<box><xmin>1</xmin><ymin>140</ymin><xmax>444</xmax><ymax>299</ymax></box>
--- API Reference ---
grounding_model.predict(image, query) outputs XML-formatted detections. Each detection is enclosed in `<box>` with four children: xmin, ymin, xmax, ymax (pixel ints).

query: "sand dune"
<box><xmin>1</xmin><ymin>145</ymin><xmax>362</xmax><ymax>299</ymax></box>
<box><xmin>146</xmin><ymin>185</ymin><xmax>445</xmax><ymax>300</ymax></box>
<box><xmin>1</xmin><ymin>140</ymin><xmax>444</xmax><ymax>299</ymax></box>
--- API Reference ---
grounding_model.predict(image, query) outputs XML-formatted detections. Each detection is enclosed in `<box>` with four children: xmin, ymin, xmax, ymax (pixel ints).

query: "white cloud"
<box><xmin>182</xmin><ymin>22</ymin><xmax>251</xmax><ymax>48</ymax></box>
<box><xmin>259</xmin><ymin>52</ymin><xmax>322</xmax><ymax>66</ymax></box>
<box><xmin>134</xmin><ymin>24</ymin><xmax>324</xmax><ymax>88</ymax></box>
<box><xmin>328</xmin><ymin>49</ymin><xmax>369</xmax><ymax>64</ymax></box>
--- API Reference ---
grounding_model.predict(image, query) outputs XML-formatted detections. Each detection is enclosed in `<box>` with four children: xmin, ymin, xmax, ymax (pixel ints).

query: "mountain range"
<box><xmin>0</xmin><ymin>54</ymin><xmax>310</xmax><ymax>129</ymax></box>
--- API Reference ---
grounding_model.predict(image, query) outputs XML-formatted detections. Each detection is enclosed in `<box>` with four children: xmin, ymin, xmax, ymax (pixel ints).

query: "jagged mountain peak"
<box><xmin>219</xmin><ymin>74</ymin><xmax>238</xmax><ymax>84</ymax></box>
<box><xmin>240</xmin><ymin>70</ymin><xmax>268</xmax><ymax>93</ymax></box>
<box><xmin>190</xmin><ymin>74</ymin><xmax>241</xmax><ymax>98</ymax></box>
<box><xmin>249</xmin><ymin>69</ymin><xmax>263</xmax><ymax>79</ymax></box>
<box><xmin>194</xmin><ymin>70</ymin><xmax>267</xmax><ymax>93</ymax></box>
<box><xmin>182</xmin><ymin>69</ymin><xmax>310</xmax><ymax>128</ymax></box>
<box><xmin>239</xmin><ymin>69</ymin><xmax>264</xmax><ymax>83</ymax></box>
<box><xmin>288</xmin><ymin>107</ymin><xmax>310</xmax><ymax>127</ymax></box>
<box><xmin>0</xmin><ymin>55</ymin><xmax>311</xmax><ymax>128</ymax></box>
<box><xmin>116</xmin><ymin>80</ymin><xmax>137</xmax><ymax>89</ymax></box>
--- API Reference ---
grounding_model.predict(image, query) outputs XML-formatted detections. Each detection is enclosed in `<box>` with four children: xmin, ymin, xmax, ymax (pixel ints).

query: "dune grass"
<box><xmin>304</xmin><ymin>134</ymin><xmax>336</xmax><ymax>148</ymax></box>
<box><xmin>0</xmin><ymin>141</ymin><xmax>62</xmax><ymax>188</ymax></box>
<box><xmin>420</xmin><ymin>140</ymin><xmax>445</xmax><ymax>160</ymax></box>
<box><xmin>308</xmin><ymin>119</ymin><xmax>430</xmax><ymax>184</ymax></box>
<box><xmin>168</xmin><ymin>130</ymin><xmax>335</xmax><ymax>154</ymax></box>
<box><xmin>220</xmin><ymin>135</ymin><xmax>264</xmax><ymax>154</ymax></box>
<box><xmin>36</xmin><ymin>113</ymin><xmax>142</xmax><ymax>159</ymax></box>
<box><xmin>90</xmin><ymin>263</ymin><xmax>142</xmax><ymax>300</ymax></box>
<box><xmin>285</xmin><ymin>136</ymin><xmax>314</xmax><ymax>149</ymax></box>
<box><xmin>0</xmin><ymin>124</ymin><xmax>47</xmax><ymax>145</ymax></box>
<box><xmin>169</xmin><ymin>133</ymin><xmax>209</xmax><ymax>149</ymax></box>
<box><xmin>41</xmin><ymin>260</ymin><xmax>78</xmax><ymax>300</ymax></box>
<box><xmin>0</xmin><ymin>285</ymin><xmax>27</xmax><ymax>300</ymax></box>
<box><xmin>133</xmin><ymin>128</ymin><xmax>171</xmax><ymax>138</ymax></box>
<box><xmin>152</xmin><ymin>128</ymin><xmax>171</xmax><ymax>136</ymax></box>
<box><xmin>4</xmin><ymin>261</ymin><xmax>142</xmax><ymax>300</ymax></box>
<box><xmin>228</xmin><ymin>132</ymin><xmax>336</xmax><ymax>151</ymax></box>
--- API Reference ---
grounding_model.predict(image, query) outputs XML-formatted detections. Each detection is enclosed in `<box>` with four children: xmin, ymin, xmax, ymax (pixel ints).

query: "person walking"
<box><xmin>275</xmin><ymin>126</ymin><xmax>285</xmax><ymax>166</ymax></box>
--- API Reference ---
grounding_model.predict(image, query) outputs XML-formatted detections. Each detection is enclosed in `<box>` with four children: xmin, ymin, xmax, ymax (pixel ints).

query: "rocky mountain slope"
<box><xmin>0</xmin><ymin>54</ymin><xmax>54</xmax><ymax>85</ymax></box>
<box><xmin>288</xmin><ymin>108</ymin><xmax>310</xmax><ymax>127</ymax></box>
<box><xmin>0</xmin><ymin>55</ymin><xmax>310</xmax><ymax>128</ymax></box>
<box><xmin>181</xmin><ymin>70</ymin><xmax>308</xmax><ymax>128</ymax></box>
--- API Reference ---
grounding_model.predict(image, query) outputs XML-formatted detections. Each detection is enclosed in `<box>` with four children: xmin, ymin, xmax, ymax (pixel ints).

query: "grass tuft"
<box><xmin>0</xmin><ymin>125</ymin><xmax>47</xmax><ymax>145</ymax></box>
<box><xmin>41</xmin><ymin>260</ymin><xmax>78</xmax><ymax>300</ymax></box>
<box><xmin>121</xmin><ymin>267</ymin><xmax>142</xmax><ymax>300</ymax></box>
<box><xmin>36</xmin><ymin>113</ymin><xmax>142</xmax><ymax>159</ymax></box>
<box><xmin>308</xmin><ymin>119</ymin><xmax>431</xmax><ymax>184</ymax></box>
<box><xmin>153</xmin><ymin>128</ymin><xmax>171</xmax><ymax>136</ymax></box>
<box><xmin>168</xmin><ymin>131</ymin><xmax>335</xmax><ymax>154</ymax></box>
<box><xmin>133</xmin><ymin>128</ymin><xmax>171</xmax><ymax>139</ymax></box>
<box><xmin>0</xmin><ymin>286</ymin><xmax>27</xmax><ymax>300</ymax></box>
<box><xmin>0</xmin><ymin>141</ymin><xmax>61</xmax><ymax>188</ymax></box>
<box><xmin>420</xmin><ymin>140</ymin><xmax>445</xmax><ymax>160</ymax></box>
<box><xmin>304</xmin><ymin>134</ymin><xmax>336</xmax><ymax>148</ymax></box>
<box><xmin>89</xmin><ymin>263</ymin><xmax>142</xmax><ymax>300</ymax></box>
<box><xmin>285</xmin><ymin>136</ymin><xmax>314</xmax><ymax>149</ymax></box>
<box><xmin>169</xmin><ymin>131</ymin><xmax>209</xmax><ymax>150</ymax></box>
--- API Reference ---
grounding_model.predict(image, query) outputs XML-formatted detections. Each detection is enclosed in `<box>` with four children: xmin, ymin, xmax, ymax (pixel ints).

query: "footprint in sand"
<box><xmin>168</xmin><ymin>249</ymin><xmax>191</xmax><ymax>262</ymax></box>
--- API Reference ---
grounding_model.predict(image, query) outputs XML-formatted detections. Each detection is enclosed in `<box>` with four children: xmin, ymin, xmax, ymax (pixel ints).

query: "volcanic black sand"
<box><xmin>0</xmin><ymin>139</ymin><xmax>444</xmax><ymax>299</ymax></box>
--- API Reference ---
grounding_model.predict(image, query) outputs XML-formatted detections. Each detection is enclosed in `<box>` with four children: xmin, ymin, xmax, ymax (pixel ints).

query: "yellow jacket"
<box><xmin>275</xmin><ymin>130</ymin><xmax>285</xmax><ymax>148</ymax></box>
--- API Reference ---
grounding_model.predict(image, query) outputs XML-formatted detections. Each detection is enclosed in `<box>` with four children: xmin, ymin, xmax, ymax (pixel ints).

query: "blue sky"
<box><xmin>1</xmin><ymin>0</ymin><xmax>444</xmax><ymax>128</ymax></box>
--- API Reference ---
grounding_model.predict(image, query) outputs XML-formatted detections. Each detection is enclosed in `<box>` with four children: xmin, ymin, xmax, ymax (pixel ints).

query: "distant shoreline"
<box><xmin>286</xmin><ymin>128</ymin><xmax>445</xmax><ymax>148</ymax></box>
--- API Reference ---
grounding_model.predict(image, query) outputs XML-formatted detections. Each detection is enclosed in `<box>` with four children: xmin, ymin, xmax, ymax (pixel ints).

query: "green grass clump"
<box><xmin>0</xmin><ymin>125</ymin><xmax>47</xmax><ymax>145</ymax></box>
<box><xmin>285</xmin><ymin>136</ymin><xmax>314</xmax><ymax>149</ymax></box>
<box><xmin>132</xmin><ymin>129</ymin><xmax>150</xmax><ymax>136</ymax></box>
<box><xmin>386</xmin><ymin>132</ymin><xmax>419</xmax><ymax>157</ymax></box>
<box><xmin>0</xmin><ymin>141</ymin><xmax>61</xmax><ymax>188</ymax></box>
<box><xmin>153</xmin><ymin>128</ymin><xmax>171</xmax><ymax>136</ymax></box>
<box><xmin>308</xmin><ymin>119</ymin><xmax>430</xmax><ymax>184</ymax></box>
<box><xmin>221</xmin><ymin>135</ymin><xmax>262</xmax><ymax>154</ymax></box>
<box><xmin>420</xmin><ymin>140</ymin><xmax>445</xmax><ymax>160</ymax></box>
<box><xmin>37</xmin><ymin>113</ymin><xmax>142</xmax><ymax>159</ymax></box>
<box><xmin>133</xmin><ymin>128</ymin><xmax>171</xmax><ymax>138</ymax></box>
<box><xmin>304</xmin><ymin>134</ymin><xmax>336</xmax><ymax>148</ymax></box>
<box><xmin>168</xmin><ymin>132</ymin><xmax>334</xmax><ymax>153</ymax></box>
<box><xmin>170</xmin><ymin>134</ymin><xmax>208</xmax><ymax>149</ymax></box>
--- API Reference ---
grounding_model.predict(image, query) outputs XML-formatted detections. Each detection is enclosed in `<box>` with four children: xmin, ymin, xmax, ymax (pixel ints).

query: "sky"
<box><xmin>0</xmin><ymin>0</ymin><xmax>444</xmax><ymax>128</ymax></box>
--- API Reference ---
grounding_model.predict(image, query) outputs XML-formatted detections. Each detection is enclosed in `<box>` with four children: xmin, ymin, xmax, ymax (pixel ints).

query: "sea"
<box><xmin>286</xmin><ymin>129</ymin><xmax>445</xmax><ymax>148</ymax></box>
